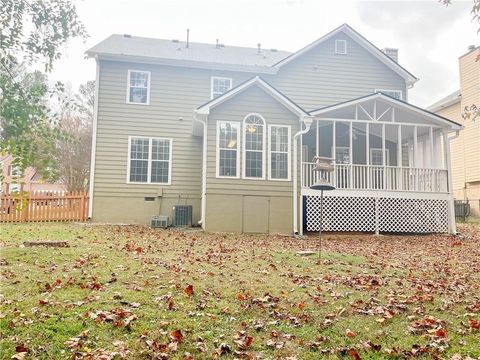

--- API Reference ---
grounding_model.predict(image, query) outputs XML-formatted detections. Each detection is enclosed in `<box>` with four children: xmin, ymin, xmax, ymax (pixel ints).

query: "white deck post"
<box><xmin>349</xmin><ymin>121</ymin><xmax>353</xmax><ymax>188</ymax></box>
<box><xmin>413</xmin><ymin>126</ymin><xmax>418</xmax><ymax>191</ymax></box>
<box><xmin>443</xmin><ymin>128</ymin><xmax>456</xmax><ymax>234</ymax></box>
<box><xmin>397</xmin><ymin>125</ymin><xmax>403</xmax><ymax>190</ymax></box>
<box><xmin>332</xmin><ymin>121</ymin><xmax>336</xmax><ymax>187</ymax></box>
<box><xmin>366</xmin><ymin>122</ymin><xmax>370</xmax><ymax>189</ymax></box>
<box><xmin>316</xmin><ymin>120</ymin><xmax>319</xmax><ymax>158</ymax></box>
<box><xmin>429</xmin><ymin>127</ymin><xmax>435</xmax><ymax>191</ymax></box>
<box><xmin>382</xmin><ymin>123</ymin><xmax>386</xmax><ymax>189</ymax></box>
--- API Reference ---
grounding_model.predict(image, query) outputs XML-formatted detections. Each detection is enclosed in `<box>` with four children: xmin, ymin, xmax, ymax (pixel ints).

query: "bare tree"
<box><xmin>55</xmin><ymin>81</ymin><xmax>94</xmax><ymax>192</ymax></box>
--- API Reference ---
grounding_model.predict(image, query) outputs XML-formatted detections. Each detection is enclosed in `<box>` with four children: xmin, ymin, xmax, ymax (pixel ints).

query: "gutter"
<box><xmin>193</xmin><ymin>111</ymin><xmax>207</xmax><ymax>228</ymax></box>
<box><xmin>292</xmin><ymin>116</ymin><xmax>314</xmax><ymax>236</ymax></box>
<box><xmin>88</xmin><ymin>57</ymin><xmax>100</xmax><ymax>218</ymax></box>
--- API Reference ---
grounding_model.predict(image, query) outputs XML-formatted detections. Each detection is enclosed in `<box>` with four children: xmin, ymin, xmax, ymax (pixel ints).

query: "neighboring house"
<box><xmin>429</xmin><ymin>46</ymin><xmax>480</xmax><ymax>217</ymax></box>
<box><xmin>86</xmin><ymin>24</ymin><xmax>461</xmax><ymax>235</ymax></box>
<box><xmin>0</xmin><ymin>154</ymin><xmax>66</xmax><ymax>194</ymax></box>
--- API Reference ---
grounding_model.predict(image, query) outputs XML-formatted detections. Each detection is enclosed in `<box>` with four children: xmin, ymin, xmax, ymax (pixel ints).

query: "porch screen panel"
<box><xmin>368</xmin><ymin>123</ymin><xmax>384</xmax><ymax>190</ymax></box>
<box><xmin>318</xmin><ymin>121</ymin><xmax>333</xmax><ymax>158</ymax></box>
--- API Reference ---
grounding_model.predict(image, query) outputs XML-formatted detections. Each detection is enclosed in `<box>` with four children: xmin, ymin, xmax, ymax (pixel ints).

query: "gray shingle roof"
<box><xmin>86</xmin><ymin>34</ymin><xmax>291</xmax><ymax>68</ymax></box>
<box><xmin>428</xmin><ymin>90</ymin><xmax>461</xmax><ymax>112</ymax></box>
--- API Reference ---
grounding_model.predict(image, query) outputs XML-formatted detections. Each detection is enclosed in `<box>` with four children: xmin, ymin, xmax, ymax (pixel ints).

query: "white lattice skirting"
<box><xmin>305</xmin><ymin>195</ymin><xmax>450</xmax><ymax>233</ymax></box>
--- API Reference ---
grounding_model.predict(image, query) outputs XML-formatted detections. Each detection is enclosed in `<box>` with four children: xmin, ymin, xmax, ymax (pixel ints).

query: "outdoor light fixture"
<box><xmin>310</xmin><ymin>156</ymin><xmax>336</xmax><ymax>260</ymax></box>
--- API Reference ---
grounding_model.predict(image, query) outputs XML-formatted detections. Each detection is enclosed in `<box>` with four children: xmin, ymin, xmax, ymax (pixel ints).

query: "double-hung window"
<box><xmin>216</xmin><ymin>121</ymin><xmax>240</xmax><ymax>178</ymax></box>
<box><xmin>269</xmin><ymin>125</ymin><xmax>291</xmax><ymax>180</ymax></box>
<box><xmin>243</xmin><ymin>114</ymin><xmax>266</xmax><ymax>179</ymax></box>
<box><xmin>211</xmin><ymin>77</ymin><xmax>232</xmax><ymax>99</ymax></box>
<box><xmin>127</xmin><ymin>136</ymin><xmax>172</xmax><ymax>184</ymax></box>
<box><xmin>127</xmin><ymin>70</ymin><xmax>150</xmax><ymax>104</ymax></box>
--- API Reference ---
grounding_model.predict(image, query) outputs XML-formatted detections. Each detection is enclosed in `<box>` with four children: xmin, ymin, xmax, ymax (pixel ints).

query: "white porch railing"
<box><xmin>301</xmin><ymin>163</ymin><xmax>449</xmax><ymax>193</ymax></box>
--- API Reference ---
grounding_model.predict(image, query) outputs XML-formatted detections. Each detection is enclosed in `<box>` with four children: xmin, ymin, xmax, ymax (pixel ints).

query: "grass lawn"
<box><xmin>0</xmin><ymin>223</ymin><xmax>479</xmax><ymax>359</ymax></box>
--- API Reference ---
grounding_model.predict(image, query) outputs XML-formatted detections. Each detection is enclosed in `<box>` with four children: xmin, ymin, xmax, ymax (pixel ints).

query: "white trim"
<box><xmin>311</xmin><ymin>93</ymin><xmax>462</xmax><ymax>130</ymax></box>
<box><xmin>126</xmin><ymin>135</ymin><xmax>172</xmax><ymax>185</ymax></box>
<box><xmin>196</xmin><ymin>76</ymin><xmax>308</xmax><ymax>117</ymax></box>
<box><xmin>215</xmin><ymin>121</ymin><xmax>241</xmax><ymax>179</ymax></box>
<box><xmin>210</xmin><ymin>76</ymin><xmax>232</xmax><ymax>99</ymax></box>
<box><xmin>88</xmin><ymin>58</ymin><xmax>100</xmax><ymax>218</ymax></box>
<box><xmin>375</xmin><ymin>89</ymin><xmax>403</xmax><ymax>100</ymax></box>
<box><xmin>242</xmin><ymin>113</ymin><xmax>266</xmax><ymax>180</ymax></box>
<box><xmin>268</xmin><ymin>124</ymin><xmax>291</xmax><ymax>181</ymax></box>
<box><xmin>273</xmin><ymin>24</ymin><xmax>418</xmax><ymax>85</ymax></box>
<box><xmin>335</xmin><ymin>39</ymin><xmax>347</xmax><ymax>55</ymax></box>
<box><xmin>126</xmin><ymin>70</ymin><xmax>151</xmax><ymax>105</ymax></box>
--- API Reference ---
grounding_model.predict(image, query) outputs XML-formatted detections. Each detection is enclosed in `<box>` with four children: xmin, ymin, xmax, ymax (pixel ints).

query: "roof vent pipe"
<box><xmin>216</xmin><ymin>39</ymin><xmax>219</xmax><ymax>48</ymax></box>
<box><xmin>257</xmin><ymin>43</ymin><xmax>261</xmax><ymax>54</ymax></box>
<box><xmin>186</xmin><ymin>28</ymin><xmax>190</xmax><ymax>48</ymax></box>
<box><xmin>468</xmin><ymin>45</ymin><xmax>476</xmax><ymax>51</ymax></box>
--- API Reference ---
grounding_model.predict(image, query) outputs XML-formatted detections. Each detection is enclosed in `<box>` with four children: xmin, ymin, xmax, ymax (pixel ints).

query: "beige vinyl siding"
<box><xmin>437</xmin><ymin>102</ymin><xmax>464</xmax><ymax>192</ymax></box>
<box><xmin>92</xmin><ymin>60</ymin><xmax>253</xmax><ymax>223</ymax></box>
<box><xmin>459</xmin><ymin>49</ymin><xmax>480</xmax><ymax>183</ymax></box>
<box><xmin>267</xmin><ymin>32</ymin><xmax>407</xmax><ymax>110</ymax></box>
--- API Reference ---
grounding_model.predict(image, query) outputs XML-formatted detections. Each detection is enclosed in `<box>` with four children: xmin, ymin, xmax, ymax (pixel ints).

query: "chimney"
<box><xmin>468</xmin><ymin>44</ymin><xmax>476</xmax><ymax>52</ymax></box>
<box><xmin>383</xmin><ymin>48</ymin><xmax>398</xmax><ymax>62</ymax></box>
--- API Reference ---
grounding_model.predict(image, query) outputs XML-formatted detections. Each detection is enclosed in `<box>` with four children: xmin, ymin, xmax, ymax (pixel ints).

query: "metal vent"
<box><xmin>172</xmin><ymin>205</ymin><xmax>192</xmax><ymax>227</ymax></box>
<box><xmin>150</xmin><ymin>215</ymin><xmax>168</xmax><ymax>228</ymax></box>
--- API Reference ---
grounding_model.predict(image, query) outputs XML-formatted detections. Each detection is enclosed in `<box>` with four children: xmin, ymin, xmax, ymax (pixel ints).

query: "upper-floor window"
<box><xmin>211</xmin><ymin>77</ymin><xmax>232</xmax><ymax>99</ymax></box>
<box><xmin>243</xmin><ymin>114</ymin><xmax>266</xmax><ymax>179</ymax></box>
<box><xmin>335</xmin><ymin>39</ymin><xmax>347</xmax><ymax>55</ymax></box>
<box><xmin>127</xmin><ymin>70</ymin><xmax>150</xmax><ymax>105</ymax></box>
<box><xmin>269</xmin><ymin>125</ymin><xmax>291</xmax><ymax>180</ymax></box>
<box><xmin>127</xmin><ymin>136</ymin><xmax>172</xmax><ymax>184</ymax></box>
<box><xmin>375</xmin><ymin>89</ymin><xmax>403</xmax><ymax>100</ymax></box>
<box><xmin>216</xmin><ymin>121</ymin><xmax>240</xmax><ymax>178</ymax></box>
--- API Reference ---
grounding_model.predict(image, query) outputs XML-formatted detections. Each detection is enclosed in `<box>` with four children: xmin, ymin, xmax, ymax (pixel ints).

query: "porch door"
<box><xmin>370</xmin><ymin>148</ymin><xmax>389</xmax><ymax>189</ymax></box>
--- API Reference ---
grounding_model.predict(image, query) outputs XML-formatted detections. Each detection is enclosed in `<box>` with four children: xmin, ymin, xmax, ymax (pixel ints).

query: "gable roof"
<box><xmin>428</xmin><ymin>90</ymin><xmax>461</xmax><ymax>112</ymax></box>
<box><xmin>195</xmin><ymin>76</ymin><xmax>309</xmax><ymax>118</ymax></box>
<box><xmin>310</xmin><ymin>92</ymin><xmax>462</xmax><ymax>130</ymax></box>
<box><xmin>273</xmin><ymin>24</ymin><xmax>418</xmax><ymax>86</ymax></box>
<box><xmin>86</xmin><ymin>24</ymin><xmax>417</xmax><ymax>84</ymax></box>
<box><xmin>86</xmin><ymin>34</ymin><xmax>291</xmax><ymax>73</ymax></box>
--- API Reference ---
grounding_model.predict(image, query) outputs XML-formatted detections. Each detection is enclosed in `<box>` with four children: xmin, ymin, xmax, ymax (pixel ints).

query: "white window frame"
<box><xmin>370</xmin><ymin>148</ymin><xmax>390</xmax><ymax>166</ymax></box>
<box><xmin>126</xmin><ymin>70</ymin><xmax>151</xmax><ymax>105</ymax></box>
<box><xmin>335</xmin><ymin>39</ymin><xmax>347</xmax><ymax>55</ymax></box>
<box><xmin>375</xmin><ymin>89</ymin><xmax>403</xmax><ymax>100</ymax></box>
<box><xmin>211</xmin><ymin>76</ymin><xmax>232</xmax><ymax>99</ymax></box>
<box><xmin>126</xmin><ymin>136</ymin><xmax>172</xmax><ymax>185</ymax></box>
<box><xmin>335</xmin><ymin>146</ymin><xmax>350</xmax><ymax>164</ymax></box>
<box><xmin>216</xmin><ymin>121</ymin><xmax>241</xmax><ymax>179</ymax></box>
<box><xmin>268</xmin><ymin>125</ymin><xmax>291</xmax><ymax>181</ymax></box>
<box><xmin>242</xmin><ymin>113</ymin><xmax>266</xmax><ymax>180</ymax></box>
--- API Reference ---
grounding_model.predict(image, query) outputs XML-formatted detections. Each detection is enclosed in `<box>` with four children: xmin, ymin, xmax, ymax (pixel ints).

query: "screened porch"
<box><xmin>301</xmin><ymin>94</ymin><xmax>459</xmax><ymax>194</ymax></box>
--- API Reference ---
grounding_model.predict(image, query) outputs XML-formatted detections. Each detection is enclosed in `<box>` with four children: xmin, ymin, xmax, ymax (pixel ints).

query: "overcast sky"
<box><xmin>50</xmin><ymin>0</ymin><xmax>478</xmax><ymax>107</ymax></box>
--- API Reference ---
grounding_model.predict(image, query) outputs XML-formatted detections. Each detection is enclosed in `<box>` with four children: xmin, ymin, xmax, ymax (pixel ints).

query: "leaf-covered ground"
<box><xmin>0</xmin><ymin>223</ymin><xmax>479</xmax><ymax>359</ymax></box>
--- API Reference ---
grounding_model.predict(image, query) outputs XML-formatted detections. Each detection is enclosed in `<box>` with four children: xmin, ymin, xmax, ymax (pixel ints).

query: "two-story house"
<box><xmin>86</xmin><ymin>24</ymin><xmax>461</xmax><ymax>235</ymax></box>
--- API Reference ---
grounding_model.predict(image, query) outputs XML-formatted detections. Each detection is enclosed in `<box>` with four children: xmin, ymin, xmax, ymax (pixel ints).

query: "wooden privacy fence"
<box><xmin>0</xmin><ymin>191</ymin><xmax>89</xmax><ymax>222</ymax></box>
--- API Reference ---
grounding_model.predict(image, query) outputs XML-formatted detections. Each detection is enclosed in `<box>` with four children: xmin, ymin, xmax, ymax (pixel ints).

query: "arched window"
<box><xmin>243</xmin><ymin>113</ymin><xmax>266</xmax><ymax>179</ymax></box>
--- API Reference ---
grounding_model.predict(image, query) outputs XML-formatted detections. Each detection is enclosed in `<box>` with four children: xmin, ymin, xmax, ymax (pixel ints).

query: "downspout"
<box><xmin>88</xmin><ymin>57</ymin><xmax>100</xmax><ymax>218</ymax></box>
<box><xmin>292</xmin><ymin>116</ymin><xmax>313</xmax><ymax>236</ymax></box>
<box><xmin>193</xmin><ymin>111</ymin><xmax>207</xmax><ymax>228</ymax></box>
